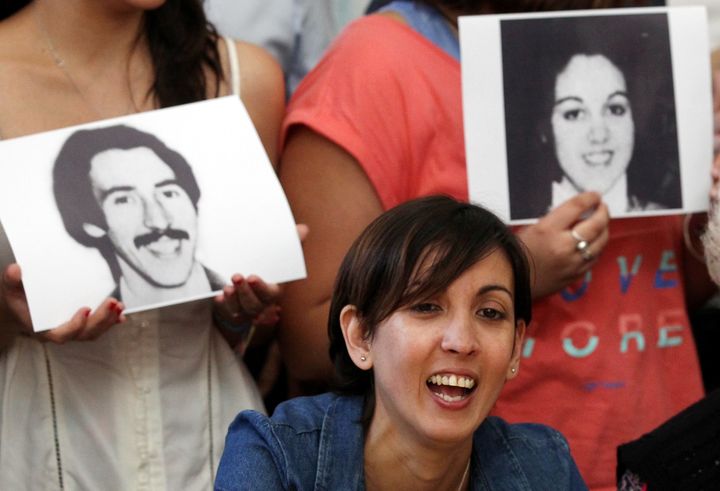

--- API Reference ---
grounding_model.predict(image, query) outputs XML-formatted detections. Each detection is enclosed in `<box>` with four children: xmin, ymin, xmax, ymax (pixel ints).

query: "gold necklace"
<box><xmin>35</xmin><ymin>4</ymin><xmax>140</xmax><ymax>119</ymax></box>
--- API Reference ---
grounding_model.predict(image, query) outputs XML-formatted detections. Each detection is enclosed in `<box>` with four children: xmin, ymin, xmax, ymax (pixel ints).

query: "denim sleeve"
<box><xmin>215</xmin><ymin>410</ymin><xmax>287</xmax><ymax>491</ymax></box>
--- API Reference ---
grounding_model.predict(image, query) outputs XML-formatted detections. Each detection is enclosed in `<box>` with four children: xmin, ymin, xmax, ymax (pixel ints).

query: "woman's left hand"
<box><xmin>213</xmin><ymin>224</ymin><xmax>309</xmax><ymax>346</ymax></box>
<box><xmin>214</xmin><ymin>274</ymin><xmax>282</xmax><ymax>333</ymax></box>
<box><xmin>517</xmin><ymin>192</ymin><xmax>610</xmax><ymax>299</ymax></box>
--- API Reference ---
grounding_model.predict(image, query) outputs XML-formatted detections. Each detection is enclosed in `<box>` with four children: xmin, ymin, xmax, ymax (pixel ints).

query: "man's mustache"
<box><xmin>134</xmin><ymin>228</ymin><xmax>190</xmax><ymax>249</ymax></box>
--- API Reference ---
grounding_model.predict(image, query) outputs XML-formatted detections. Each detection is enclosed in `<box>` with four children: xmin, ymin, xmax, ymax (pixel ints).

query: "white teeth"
<box><xmin>582</xmin><ymin>151</ymin><xmax>612</xmax><ymax>167</ymax></box>
<box><xmin>433</xmin><ymin>392</ymin><xmax>465</xmax><ymax>403</ymax></box>
<box><xmin>427</xmin><ymin>374</ymin><xmax>476</xmax><ymax>389</ymax></box>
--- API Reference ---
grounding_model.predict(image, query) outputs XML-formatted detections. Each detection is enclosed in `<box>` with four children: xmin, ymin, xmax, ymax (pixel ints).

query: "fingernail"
<box><xmin>84</xmin><ymin>308</ymin><xmax>91</xmax><ymax>318</ymax></box>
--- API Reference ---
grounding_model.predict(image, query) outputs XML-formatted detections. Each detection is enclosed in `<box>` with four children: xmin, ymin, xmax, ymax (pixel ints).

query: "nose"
<box><xmin>440</xmin><ymin>313</ymin><xmax>479</xmax><ymax>355</ymax></box>
<box><xmin>142</xmin><ymin>196</ymin><xmax>171</xmax><ymax>230</ymax></box>
<box><xmin>588</xmin><ymin>117</ymin><xmax>609</xmax><ymax>144</ymax></box>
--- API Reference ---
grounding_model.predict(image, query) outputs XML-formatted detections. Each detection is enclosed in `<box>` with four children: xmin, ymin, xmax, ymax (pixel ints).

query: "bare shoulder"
<box><xmin>233</xmin><ymin>40</ymin><xmax>285</xmax><ymax>102</ymax></box>
<box><xmin>217</xmin><ymin>38</ymin><xmax>285</xmax><ymax>165</ymax></box>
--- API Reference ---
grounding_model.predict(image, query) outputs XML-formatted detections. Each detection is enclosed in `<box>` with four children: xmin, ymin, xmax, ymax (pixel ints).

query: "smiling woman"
<box><xmin>503</xmin><ymin>12</ymin><xmax>681</xmax><ymax>220</ymax></box>
<box><xmin>215</xmin><ymin>196</ymin><xmax>587</xmax><ymax>490</ymax></box>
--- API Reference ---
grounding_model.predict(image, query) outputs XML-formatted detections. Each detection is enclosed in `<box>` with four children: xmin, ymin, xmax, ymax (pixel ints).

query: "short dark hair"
<box><xmin>328</xmin><ymin>196</ymin><xmax>531</xmax><ymax>411</ymax></box>
<box><xmin>53</xmin><ymin>124</ymin><xmax>201</xmax><ymax>248</ymax></box>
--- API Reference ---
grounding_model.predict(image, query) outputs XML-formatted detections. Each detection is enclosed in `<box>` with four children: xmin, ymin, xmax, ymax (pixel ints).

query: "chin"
<box><xmin>112</xmin><ymin>0</ymin><xmax>167</xmax><ymax>12</ymax></box>
<box><xmin>420</xmin><ymin>423</ymin><xmax>477</xmax><ymax>446</ymax></box>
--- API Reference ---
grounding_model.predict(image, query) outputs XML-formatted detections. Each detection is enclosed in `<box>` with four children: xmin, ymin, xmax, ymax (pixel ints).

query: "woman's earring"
<box><xmin>360</xmin><ymin>355</ymin><xmax>367</xmax><ymax>362</ymax></box>
<box><xmin>511</xmin><ymin>367</ymin><xmax>517</xmax><ymax>374</ymax></box>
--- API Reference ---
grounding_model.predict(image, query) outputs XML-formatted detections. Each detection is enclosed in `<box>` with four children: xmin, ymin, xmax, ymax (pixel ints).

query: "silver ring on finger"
<box><xmin>580</xmin><ymin>246</ymin><xmax>594</xmax><ymax>262</ymax></box>
<box><xmin>571</xmin><ymin>229</ymin><xmax>589</xmax><ymax>252</ymax></box>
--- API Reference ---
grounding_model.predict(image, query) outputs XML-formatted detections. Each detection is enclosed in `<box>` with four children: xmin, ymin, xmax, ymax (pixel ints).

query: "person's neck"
<box><xmin>33</xmin><ymin>0</ymin><xmax>146</xmax><ymax>67</ymax></box>
<box><xmin>363</xmin><ymin>411</ymin><xmax>472</xmax><ymax>491</ymax></box>
<box><xmin>552</xmin><ymin>174</ymin><xmax>628</xmax><ymax>216</ymax></box>
<box><xmin>30</xmin><ymin>0</ymin><xmax>154</xmax><ymax>116</ymax></box>
<box><xmin>118</xmin><ymin>261</ymin><xmax>211</xmax><ymax>309</ymax></box>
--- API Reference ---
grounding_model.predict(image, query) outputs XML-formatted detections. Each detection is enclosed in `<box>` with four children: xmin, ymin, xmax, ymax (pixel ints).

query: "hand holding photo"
<box><xmin>0</xmin><ymin>97</ymin><xmax>306</xmax><ymax>331</ymax></box>
<box><xmin>461</xmin><ymin>7</ymin><xmax>713</xmax><ymax>224</ymax></box>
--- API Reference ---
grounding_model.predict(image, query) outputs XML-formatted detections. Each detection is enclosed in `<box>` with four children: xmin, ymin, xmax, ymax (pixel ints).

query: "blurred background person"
<box><xmin>205</xmin><ymin>0</ymin><xmax>370</xmax><ymax>97</ymax></box>
<box><xmin>0</xmin><ymin>0</ymin><xmax>285</xmax><ymax>489</ymax></box>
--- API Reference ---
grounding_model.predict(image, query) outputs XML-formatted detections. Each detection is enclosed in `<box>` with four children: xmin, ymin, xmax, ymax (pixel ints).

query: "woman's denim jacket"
<box><xmin>216</xmin><ymin>393</ymin><xmax>587</xmax><ymax>490</ymax></box>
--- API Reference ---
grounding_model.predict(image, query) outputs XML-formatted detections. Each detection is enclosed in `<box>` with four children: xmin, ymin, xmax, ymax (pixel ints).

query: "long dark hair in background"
<box><xmin>0</xmin><ymin>0</ymin><xmax>223</xmax><ymax>108</ymax></box>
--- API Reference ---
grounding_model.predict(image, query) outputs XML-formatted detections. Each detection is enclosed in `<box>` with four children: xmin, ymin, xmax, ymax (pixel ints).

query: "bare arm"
<box><xmin>278</xmin><ymin>127</ymin><xmax>384</xmax><ymax>391</ymax></box>
<box><xmin>236</xmin><ymin>41</ymin><xmax>285</xmax><ymax>168</ymax></box>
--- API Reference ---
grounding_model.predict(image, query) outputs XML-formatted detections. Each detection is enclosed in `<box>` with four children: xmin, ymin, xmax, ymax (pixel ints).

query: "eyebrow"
<box><xmin>554</xmin><ymin>90</ymin><xmax>629</xmax><ymax>107</ymax></box>
<box><xmin>98</xmin><ymin>179</ymin><xmax>181</xmax><ymax>202</ymax></box>
<box><xmin>477</xmin><ymin>284</ymin><xmax>513</xmax><ymax>299</ymax></box>
<box><xmin>155</xmin><ymin>179</ymin><xmax>181</xmax><ymax>189</ymax></box>
<box><xmin>606</xmin><ymin>90</ymin><xmax>630</xmax><ymax>100</ymax></box>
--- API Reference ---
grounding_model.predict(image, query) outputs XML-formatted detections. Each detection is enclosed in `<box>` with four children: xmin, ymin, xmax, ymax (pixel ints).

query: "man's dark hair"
<box><xmin>328</xmin><ymin>195</ymin><xmax>532</xmax><ymax>424</ymax></box>
<box><xmin>53</xmin><ymin>124</ymin><xmax>201</xmax><ymax>248</ymax></box>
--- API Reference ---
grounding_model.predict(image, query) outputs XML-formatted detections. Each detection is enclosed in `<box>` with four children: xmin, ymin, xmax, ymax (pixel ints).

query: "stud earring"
<box><xmin>360</xmin><ymin>355</ymin><xmax>367</xmax><ymax>362</ymax></box>
<box><xmin>511</xmin><ymin>367</ymin><xmax>517</xmax><ymax>374</ymax></box>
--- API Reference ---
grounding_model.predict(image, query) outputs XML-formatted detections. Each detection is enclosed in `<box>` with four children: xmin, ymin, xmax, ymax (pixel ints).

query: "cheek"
<box><xmin>103</xmin><ymin>205</ymin><xmax>142</xmax><ymax>238</ymax></box>
<box><xmin>610</xmin><ymin>118</ymin><xmax>635</xmax><ymax>148</ymax></box>
<box><xmin>552</xmin><ymin>121</ymin><xmax>585</xmax><ymax>161</ymax></box>
<box><xmin>165</xmin><ymin>199</ymin><xmax>197</xmax><ymax>226</ymax></box>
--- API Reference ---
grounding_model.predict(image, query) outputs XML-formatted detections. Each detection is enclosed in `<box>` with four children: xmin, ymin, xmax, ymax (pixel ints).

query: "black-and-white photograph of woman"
<box><xmin>502</xmin><ymin>13</ymin><xmax>681</xmax><ymax>220</ymax></box>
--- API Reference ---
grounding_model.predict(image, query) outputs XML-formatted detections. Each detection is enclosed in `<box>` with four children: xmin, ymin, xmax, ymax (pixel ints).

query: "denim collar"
<box><xmin>316</xmin><ymin>395</ymin><xmax>366</xmax><ymax>490</ymax></box>
<box><xmin>315</xmin><ymin>395</ymin><xmax>535</xmax><ymax>490</ymax></box>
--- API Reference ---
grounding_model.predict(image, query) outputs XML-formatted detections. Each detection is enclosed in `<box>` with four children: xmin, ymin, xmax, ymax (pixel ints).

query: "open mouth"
<box><xmin>143</xmin><ymin>236</ymin><xmax>182</xmax><ymax>257</ymax></box>
<box><xmin>582</xmin><ymin>150</ymin><xmax>613</xmax><ymax>167</ymax></box>
<box><xmin>426</xmin><ymin>373</ymin><xmax>476</xmax><ymax>403</ymax></box>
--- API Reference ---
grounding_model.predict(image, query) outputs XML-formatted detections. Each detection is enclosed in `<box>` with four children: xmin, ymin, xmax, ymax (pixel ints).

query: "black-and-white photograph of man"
<box><xmin>502</xmin><ymin>13</ymin><xmax>681</xmax><ymax>220</ymax></box>
<box><xmin>0</xmin><ymin>97</ymin><xmax>305</xmax><ymax>330</ymax></box>
<box><xmin>53</xmin><ymin>125</ymin><xmax>223</xmax><ymax>308</ymax></box>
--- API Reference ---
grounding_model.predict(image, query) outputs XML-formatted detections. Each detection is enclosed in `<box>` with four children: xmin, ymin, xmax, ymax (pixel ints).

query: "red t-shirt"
<box><xmin>283</xmin><ymin>15</ymin><xmax>704</xmax><ymax>490</ymax></box>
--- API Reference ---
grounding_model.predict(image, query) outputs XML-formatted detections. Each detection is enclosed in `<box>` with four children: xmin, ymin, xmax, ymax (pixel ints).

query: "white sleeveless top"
<box><xmin>0</xmin><ymin>36</ymin><xmax>264</xmax><ymax>491</ymax></box>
